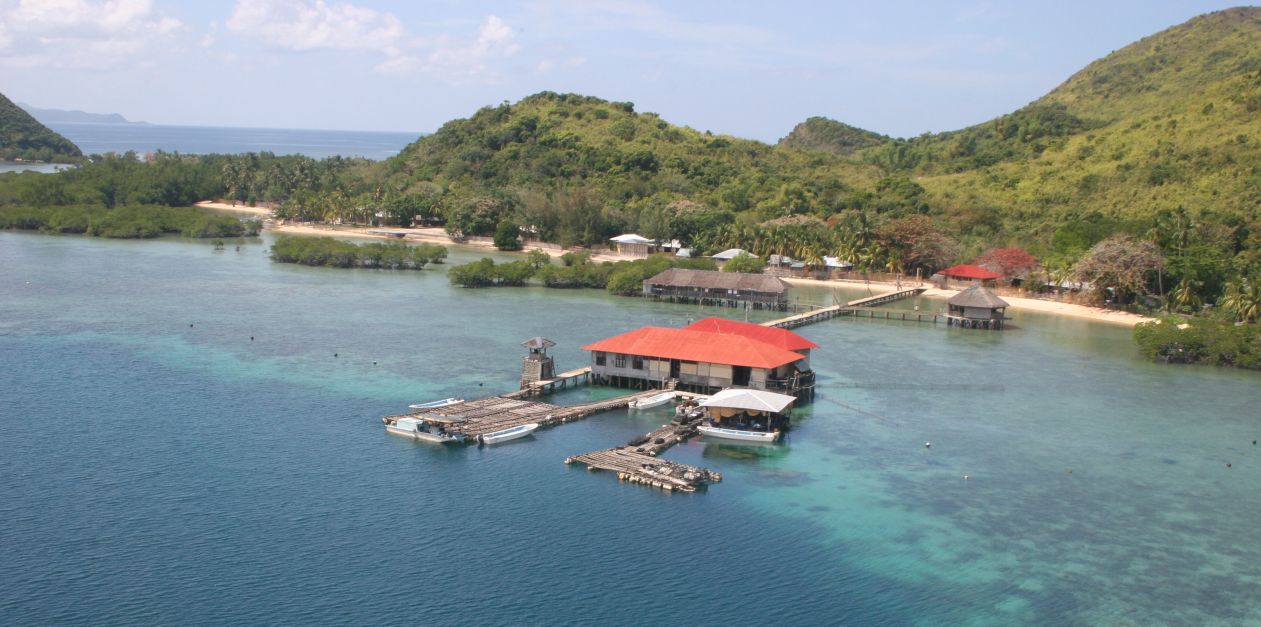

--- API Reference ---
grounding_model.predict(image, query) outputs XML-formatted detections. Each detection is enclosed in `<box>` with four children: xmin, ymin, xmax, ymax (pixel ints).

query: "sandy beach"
<box><xmin>781</xmin><ymin>276</ymin><xmax>1154</xmax><ymax>327</ymax></box>
<box><xmin>196</xmin><ymin>201</ymin><xmax>1150</xmax><ymax>327</ymax></box>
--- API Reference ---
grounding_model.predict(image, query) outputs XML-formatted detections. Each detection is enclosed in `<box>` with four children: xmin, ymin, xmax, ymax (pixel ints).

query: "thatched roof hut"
<box><xmin>947</xmin><ymin>285</ymin><xmax>1009</xmax><ymax>329</ymax></box>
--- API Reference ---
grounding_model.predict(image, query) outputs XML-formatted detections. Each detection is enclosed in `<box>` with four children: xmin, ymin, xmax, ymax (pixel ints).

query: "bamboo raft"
<box><xmin>565</xmin><ymin>409</ymin><xmax>721</xmax><ymax>493</ymax></box>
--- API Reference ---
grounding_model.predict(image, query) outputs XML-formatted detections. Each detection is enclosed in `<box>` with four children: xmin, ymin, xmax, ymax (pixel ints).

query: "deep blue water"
<box><xmin>2</xmin><ymin>232</ymin><xmax>1260</xmax><ymax>625</ymax></box>
<box><xmin>41</xmin><ymin>122</ymin><xmax>419</xmax><ymax>160</ymax></box>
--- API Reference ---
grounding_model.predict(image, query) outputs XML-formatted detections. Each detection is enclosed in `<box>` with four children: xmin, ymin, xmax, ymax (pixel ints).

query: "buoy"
<box><xmin>189</xmin><ymin>323</ymin><xmax>194</xmax><ymax>328</ymax></box>
<box><xmin>334</xmin><ymin>353</ymin><xmax>338</xmax><ymax>358</ymax></box>
<box><xmin>1227</xmin><ymin>463</ymin><xmax>1232</xmax><ymax>468</ymax></box>
<box><xmin>250</xmin><ymin>336</ymin><xmax>254</xmax><ymax>341</ymax></box>
<box><xmin>925</xmin><ymin>442</ymin><xmax>932</xmax><ymax>448</ymax></box>
<box><xmin>963</xmin><ymin>475</ymin><xmax>970</xmax><ymax>480</ymax></box>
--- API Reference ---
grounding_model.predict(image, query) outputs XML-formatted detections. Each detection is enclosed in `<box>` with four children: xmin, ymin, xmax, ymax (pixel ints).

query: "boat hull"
<box><xmin>481</xmin><ymin>423</ymin><xmax>539</xmax><ymax>444</ymax></box>
<box><xmin>386</xmin><ymin>420</ymin><xmax>465</xmax><ymax>443</ymax></box>
<box><xmin>408</xmin><ymin>397</ymin><xmax>464</xmax><ymax>410</ymax></box>
<box><xmin>698</xmin><ymin>425</ymin><xmax>780</xmax><ymax>443</ymax></box>
<box><xmin>629</xmin><ymin>392</ymin><xmax>676</xmax><ymax>410</ymax></box>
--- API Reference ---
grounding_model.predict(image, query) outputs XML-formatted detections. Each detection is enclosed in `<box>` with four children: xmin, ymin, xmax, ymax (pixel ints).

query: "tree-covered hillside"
<box><xmin>777</xmin><ymin>117</ymin><xmax>888</xmax><ymax>156</ymax></box>
<box><xmin>0</xmin><ymin>92</ymin><xmax>83</xmax><ymax>163</ymax></box>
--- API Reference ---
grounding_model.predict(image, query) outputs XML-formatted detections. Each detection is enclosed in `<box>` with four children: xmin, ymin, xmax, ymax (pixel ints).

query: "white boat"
<box><xmin>698</xmin><ymin>424</ymin><xmax>781</xmax><ymax>443</ymax></box>
<box><xmin>480</xmin><ymin>422</ymin><xmax>540</xmax><ymax>444</ymax></box>
<box><xmin>386</xmin><ymin>417</ymin><xmax>466</xmax><ymax>443</ymax></box>
<box><xmin>408</xmin><ymin>397</ymin><xmax>464</xmax><ymax>410</ymax></box>
<box><xmin>629</xmin><ymin>391</ymin><xmax>676</xmax><ymax>410</ymax></box>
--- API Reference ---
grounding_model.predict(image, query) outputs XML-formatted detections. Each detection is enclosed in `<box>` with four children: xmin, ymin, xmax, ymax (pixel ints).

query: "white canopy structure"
<box><xmin>610</xmin><ymin>233</ymin><xmax>655</xmax><ymax>244</ymax></box>
<box><xmin>710</xmin><ymin>248</ymin><xmax>750</xmax><ymax>260</ymax></box>
<box><xmin>698</xmin><ymin>388</ymin><xmax>797</xmax><ymax>413</ymax></box>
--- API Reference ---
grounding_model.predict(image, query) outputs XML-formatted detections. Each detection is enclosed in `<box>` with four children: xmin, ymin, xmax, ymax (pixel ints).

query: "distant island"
<box><xmin>18</xmin><ymin>103</ymin><xmax>147</xmax><ymax>126</ymax></box>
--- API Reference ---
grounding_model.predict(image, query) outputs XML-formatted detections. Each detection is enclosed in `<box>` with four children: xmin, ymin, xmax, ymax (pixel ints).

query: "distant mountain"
<box><xmin>777</xmin><ymin>117</ymin><xmax>888</xmax><ymax>156</ymax></box>
<box><xmin>0</xmin><ymin>92</ymin><xmax>83</xmax><ymax>162</ymax></box>
<box><xmin>19</xmin><ymin>103</ymin><xmax>144</xmax><ymax>125</ymax></box>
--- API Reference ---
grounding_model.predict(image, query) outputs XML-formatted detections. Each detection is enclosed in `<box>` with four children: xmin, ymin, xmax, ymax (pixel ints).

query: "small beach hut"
<box><xmin>697</xmin><ymin>388</ymin><xmax>798</xmax><ymax>432</ymax></box>
<box><xmin>947</xmin><ymin>285</ymin><xmax>1009</xmax><ymax>329</ymax></box>
<box><xmin>609</xmin><ymin>234</ymin><xmax>656</xmax><ymax>257</ymax></box>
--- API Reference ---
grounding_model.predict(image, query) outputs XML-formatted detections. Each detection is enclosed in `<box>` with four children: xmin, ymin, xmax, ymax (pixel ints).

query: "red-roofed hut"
<box><xmin>936</xmin><ymin>264</ymin><xmax>1002</xmax><ymax>288</ymax></box>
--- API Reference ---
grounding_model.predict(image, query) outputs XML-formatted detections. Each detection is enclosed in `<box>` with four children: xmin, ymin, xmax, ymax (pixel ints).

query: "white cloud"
<box><xmin>226</xmin><ymin>0</ymin><xmax>404</xmax><ymax>54</ymax></box>
<box><xmin>0</xmin><ymin>0</ymin><xmax>183</xmax><ymax>69</ymax></box>
<box><xmin>224</xmin><ymin>3</ymin><xmax>519</xmax><ymax>81</ymax></box>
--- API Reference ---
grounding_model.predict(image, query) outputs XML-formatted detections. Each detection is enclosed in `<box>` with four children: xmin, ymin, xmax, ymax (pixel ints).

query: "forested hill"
<box><xmin>382</xmin><ymin>91</ymin><xmax>884</xmax><ymax>246</ymax></box>
<box><xmin>777</xmin><ymin>117</ymin><xmax>888</xmax><ymax>156</ymax></box>
<box><xmin>855</xmin><ymin>7</ymin><xmax>1261</xmax><ymax>232</ymax></box>
<box><xmin>0</xmin><ymin>92</ymin><xmax>83</xmax><ymax>163</ymax></box>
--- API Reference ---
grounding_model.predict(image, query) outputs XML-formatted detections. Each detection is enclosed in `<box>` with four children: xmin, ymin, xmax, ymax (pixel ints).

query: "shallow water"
<box><xmin>2</xmin><ymin>232</ymin><xmax>1258</xmax><ymax>625</ymax></box>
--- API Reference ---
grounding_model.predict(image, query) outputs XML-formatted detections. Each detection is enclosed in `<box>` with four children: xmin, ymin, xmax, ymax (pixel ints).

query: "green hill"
<box><xmin>777</xmin><ymin>117</ymin><xmax>888</xmax><ymax>156</ymax></box>
<box><xmin>862</xmin><ymin>7</ymin><xmax>1261</xmax><ymax>261</ymax></box>
<box><xmin>0</xmin><ymin>92</ymin><xmax>83</xmax><ymax>163</ymax></box>
<box><xmin>382</xmin><ymin>91</ymin><xmax>883</xmax><ymax>246</ymax></box>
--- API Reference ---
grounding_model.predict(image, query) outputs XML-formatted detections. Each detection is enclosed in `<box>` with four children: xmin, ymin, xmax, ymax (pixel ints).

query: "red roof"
<box><xmin>682</xmin><ymin>317</ymin><xmax>818</xmax><ymax>351</ymax></box>
<box><xmin>939</xmin><ymin>264</ymin><xmax>1002</xmax><ymax>280</ymax></box>
<box><xmin>582</xmin><ymin>327</ymin><xmax>804</xmax><ymax>369</ymax></box>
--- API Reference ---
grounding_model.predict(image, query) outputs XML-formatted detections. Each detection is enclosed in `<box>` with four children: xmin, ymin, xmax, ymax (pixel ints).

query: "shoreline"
<box><xmin>195</xmin><ymin>202</ymin><xmax>1151</xmax><ymax>328</ymax></box>
<box><xmin>780</xmin><ymin>276</ymin><xmax>1153</xmax><ymax>327</ymax></box>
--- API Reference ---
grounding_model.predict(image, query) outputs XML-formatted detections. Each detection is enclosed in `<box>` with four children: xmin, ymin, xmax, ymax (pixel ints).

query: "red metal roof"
<box><xmin>939</xmin><ymin>264</ymin><xmax>1002</xmax><ymax>280</ymax></box>
<box><xmin>682</xmin><ymin>317</ymin><xmax>818</xmax><ymax>351</ymax></box>
<box><xmin>582</xmin><ymin>327</ymin><xmax>804</xmax><ymax>369</ymax></box>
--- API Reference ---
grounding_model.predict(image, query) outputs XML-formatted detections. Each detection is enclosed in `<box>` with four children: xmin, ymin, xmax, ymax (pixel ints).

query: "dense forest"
<box><xmin>0</xmin><ymin>92</ymin><xmax>83</xmax><ymax>163</ymax></box>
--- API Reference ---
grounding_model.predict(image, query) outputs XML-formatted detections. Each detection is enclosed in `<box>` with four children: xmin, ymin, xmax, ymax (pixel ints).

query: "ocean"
<box><xmin>2</xmin><ymin>232</ymin><xmax>1260</xmax><ymax>624</ymax></box>
<box><xmin>41</xmin><ymin>122</ymin><xmax>420</xmax><ymax>160</ymax></box>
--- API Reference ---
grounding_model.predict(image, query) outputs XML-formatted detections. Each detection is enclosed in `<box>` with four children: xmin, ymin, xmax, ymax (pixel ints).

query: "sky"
<box><xmin>0</xmin><ymin>0</ymin><xmax>1250</xmax><ymax>141</ymax></box>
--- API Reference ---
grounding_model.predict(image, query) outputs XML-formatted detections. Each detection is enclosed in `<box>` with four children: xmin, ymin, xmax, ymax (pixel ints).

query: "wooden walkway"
<box><xmin>762</xmin><ymin>287</ymin><xmax>928</xmax><ymax>329</ymax></box>
<box><xmin>565</xmin><ymin>408</ymin><xmax>721</xmax><ymax>493</ymax></box>
<box><xmin>506</xmin><ymin>366</ymin><xmax>592</xmax><ymax>399</ymax></box>
<box><xmin>383</xmin><ymin>386</ymin><xmax>666</xmax><ymax>440</ymax></box>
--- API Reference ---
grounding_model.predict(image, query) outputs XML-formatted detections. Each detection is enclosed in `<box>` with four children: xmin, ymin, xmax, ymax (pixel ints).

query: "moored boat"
<box><xmin>408</xmin><ymin>397</ymin><xmax>464</xmax><ymax>410</ymax></box>
<box><xmin>697</xmin><ymin>424</ymin><xmax>781</xmax><ymax>443</ymax></box>
<box><xmin>629</xmin><ymin>391</ymin><xmax>676</xmax><ymax>410</ymax></box>
<box><xmin>385</xmin><ymin>416</ymin><xmax>466</xmax><ymax>444</ymax></box>
<box><xmin>480</xmin><ymin>422</ymin><xmax>540</xmax><ymax>444</ymax></box>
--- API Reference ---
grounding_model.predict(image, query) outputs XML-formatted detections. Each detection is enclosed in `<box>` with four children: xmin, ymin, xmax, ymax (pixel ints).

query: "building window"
<box><xmin>614</xmin><ymin>354</ymin><xmax>627</xmax><ymax>368</ymax></box>
<box><xmin>594</xmin><ymin>352</ymin><xmax>606</xmax><ymax>366</ymax></box>
<box><xmin>632</xmin><ymin>356</ymin><xmax>644</xmax><ymax>370</ymax></box>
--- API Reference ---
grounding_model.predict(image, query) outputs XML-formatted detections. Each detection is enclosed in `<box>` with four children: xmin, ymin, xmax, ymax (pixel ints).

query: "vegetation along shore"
<box><xmin>3</xmin><ymin>8</ymin><xmax>1261</xmax><ymax>367</ymax></box>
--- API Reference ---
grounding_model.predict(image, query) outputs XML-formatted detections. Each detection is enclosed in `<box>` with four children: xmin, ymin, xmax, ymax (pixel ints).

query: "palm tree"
<box><xmin>1169</xmin><ymin>276</ymin><xmax>1203</xmax><ymax>313</ymax></box>
<box><xmin>1220</xmin><ymin>279</ymin><xmax>1261</xmax><ymax>323</ymax></box>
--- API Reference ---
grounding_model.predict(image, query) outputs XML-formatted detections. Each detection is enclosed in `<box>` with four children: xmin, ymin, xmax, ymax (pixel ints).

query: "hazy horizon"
<box><xmin>1</xmin><ymin>1</ymin><xmax>1250</xmax><ymax>142</ymax></box>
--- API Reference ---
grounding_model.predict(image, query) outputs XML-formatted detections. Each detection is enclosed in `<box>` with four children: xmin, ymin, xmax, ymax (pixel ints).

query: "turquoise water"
<box><xmin>2</xmin><ymin>232</ymin><xmax>1259</xmax><ymax>625</ymax></box>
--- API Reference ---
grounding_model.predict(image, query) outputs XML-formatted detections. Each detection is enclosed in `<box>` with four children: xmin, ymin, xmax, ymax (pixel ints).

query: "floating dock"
<box><xmin>566</xmin><ymin>404</ymin><xmax>721</xmax><ymax>493</ymax></box>
<box><xmin>384</xmin><ymin>386</ymin><xmax>664</xmax><ymax>440</ymax></box>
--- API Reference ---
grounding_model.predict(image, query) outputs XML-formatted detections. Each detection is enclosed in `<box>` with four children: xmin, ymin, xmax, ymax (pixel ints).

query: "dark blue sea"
<box><xmin>42</xmin><ymin>122</ymin><xmax>419</xmax><ymax>160</ymax></box>
<box><xmin>2</xmin><ymin>232</ymin><xmax>1260</xmax><ymax>625</ymax></box>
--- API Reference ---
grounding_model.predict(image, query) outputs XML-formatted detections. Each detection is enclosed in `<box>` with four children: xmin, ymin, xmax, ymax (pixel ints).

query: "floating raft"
<box><xmin>565</xmin><ymin>413</ymin><xmax>722</xmax><ymax>493</ymax></box>
<box><xmin>383</xmin><ymin>388</ymin><xmax>672</xmax><ymax>440</ymax></box>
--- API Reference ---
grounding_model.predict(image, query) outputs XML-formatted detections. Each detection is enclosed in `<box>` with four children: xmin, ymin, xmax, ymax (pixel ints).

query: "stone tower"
<box><xmin>520</xmin><ymin>337</ymin><xmax>556</xmax><ymax>389</ymax></box>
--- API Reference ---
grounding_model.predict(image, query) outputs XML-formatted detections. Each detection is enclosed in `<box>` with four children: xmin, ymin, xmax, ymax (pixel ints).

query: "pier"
<box><xmin>763</xmin><ymin>287</ymin><xmax>928</xmax><ymax>329</ymax></box>
<box><xmin>383</xmin><ymin>385</ymin><xmax>662</xmax><ymax>440</ymax></box>
<box><xmin>508</xmin><ymin>366</ymin><xmax>592</xmax><ymax>398</ymax></box>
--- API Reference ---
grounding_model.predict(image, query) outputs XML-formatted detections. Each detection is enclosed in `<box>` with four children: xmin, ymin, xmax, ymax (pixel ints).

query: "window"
<box><xmin>594</xmin><ymin>352</ymin><xmax>606</xmax><ymax>366</ymax></box>
<box><xmin>632</xmin><ymin>356</ymin><xmax>644</xmax><ymax>370</ymax></box>
<box><xmin>614</xmin><ymin>354</ymin><xmax>627</xmax><ymax>368</ymax></box>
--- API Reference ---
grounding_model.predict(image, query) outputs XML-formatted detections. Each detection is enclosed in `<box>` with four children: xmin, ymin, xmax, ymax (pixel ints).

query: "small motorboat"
<box><xmin>408</xmin><ymin>397</ymin><xmax>464</xmax><ymax>410</ymax></box>
<box><xmin>697</xmin><ymin>424</ymin><xmax>781</xmax><ymax>443</ymax></box>
<box><xmin>629</xmin><ymin>391</ymin><xmax>677</xmax><ymax>410</ymax></box>
<box><xmin>385</xmin><ymin>416</ymin><xmax>466</xmax><ymax>444</ymax></box>
<box><xmin>480</xmin><ymin>422</ymin><xmax>540</xmax><ymax>445</ymax></box>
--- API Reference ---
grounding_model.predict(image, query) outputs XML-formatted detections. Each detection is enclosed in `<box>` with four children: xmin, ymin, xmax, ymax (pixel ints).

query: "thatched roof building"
<box><xmin>642</xmin><ymin>268</ymin><xmax>789</xmax><ymax>309</ymax></box>
<box><xmin>947</xmin><ymin>285</ymin><xmax>1009</xmax><ymax>329</ymax></box>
